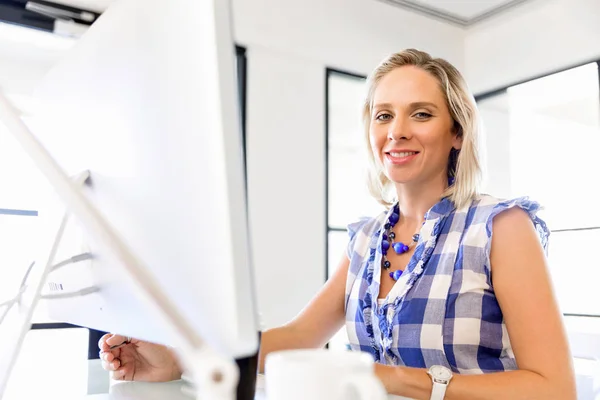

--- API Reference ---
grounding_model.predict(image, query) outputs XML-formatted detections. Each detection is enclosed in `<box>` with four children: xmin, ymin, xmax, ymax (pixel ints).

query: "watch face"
<box><xmin>431</xmin><ymin>365</ymin><xmax>452</xmax><ymax>380</ymax></box>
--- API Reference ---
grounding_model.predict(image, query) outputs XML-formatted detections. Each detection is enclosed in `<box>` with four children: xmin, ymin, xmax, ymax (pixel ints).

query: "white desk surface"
<box><xmin>78</xmin><ymin>376</ymin><xmax>409</xmax><ymax>400</ymax></box>
<box><xmin>82</xmin><ymin>377</ymin><xmax>267</xmax><ymax>400</ymax></box>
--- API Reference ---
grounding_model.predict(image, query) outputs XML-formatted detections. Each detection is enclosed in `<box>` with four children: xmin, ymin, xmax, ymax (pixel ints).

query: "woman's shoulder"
<box><xmin>465</xmin><ymin>194</ymin><xmax>549</xmax><ymax>251</ymax></box>
<box><xmin>345</xmin><ymin>209</ymin><xmax>389</xmax><ymax>259</ymax></box>
<box><xmin>471</xmin><ymin>194</ymin><xmax>544</xmax><ymax>211</ymax></box>
<box><xmin>469</xmin><ymin>194</ymin><xmax>546</xmax><ymax>223</ymax></box>
<box><xmin>347</xmin><ymin>209</ymin><xmax>388</xmax><ymax>239</ymax></box>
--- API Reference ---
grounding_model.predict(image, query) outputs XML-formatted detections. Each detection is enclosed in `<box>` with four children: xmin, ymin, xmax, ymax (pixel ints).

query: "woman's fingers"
<box><xmin>101</xmin><ymin>358</ymin><xmax>121</xmax><ymax>371</ymax></box>
<box><xmin>98</xmin><ymin>333</ymin><xmax>128</xmax><ymax>351</ymax></box>
<box><xmin>101</xmin><ymin>356</ymin><xmax>132</xmax><ymax>381</ymax></box>
<box><xmin>98</xmin><ymin>333</ymin><xmax>112</xmax><ymax>351</ymax></box>
<box><xmin>100</xmin><ymin>351</ymin><xmax>115</xmax><ymax>363</ymax></box>
<box><xmin>110</xmin><ymin>368</ymin><xmax>127</xmax><ymax>380</ymax></box>
<box><xmin>98</xmin><ymin>337</ymin><xmax>135</xmax><ymax>381</ymax></box>
<box><xmin>106</xmin><ymin>334</ymin><xmax>128</xmax><ymax>347</ymax></box>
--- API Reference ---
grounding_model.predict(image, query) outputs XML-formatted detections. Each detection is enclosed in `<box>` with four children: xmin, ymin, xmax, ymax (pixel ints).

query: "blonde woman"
<box><xmin>99</xmin><ymin>49</ymin><xmax>576</xmax><ymax>399</ymax></box>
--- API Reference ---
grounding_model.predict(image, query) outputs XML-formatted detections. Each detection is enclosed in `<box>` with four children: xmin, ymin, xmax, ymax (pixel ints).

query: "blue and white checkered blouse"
<box><xmin>344</xmin><ymin>195</ymin><xmax>549</xmax><ymax>374</ymax></box>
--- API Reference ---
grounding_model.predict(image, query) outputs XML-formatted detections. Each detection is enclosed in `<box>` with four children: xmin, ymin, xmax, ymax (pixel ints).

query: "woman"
<box><xmin>99</xmin><ymin>49</ymin><xmax>576</xmax><ymax>399</ymax></box>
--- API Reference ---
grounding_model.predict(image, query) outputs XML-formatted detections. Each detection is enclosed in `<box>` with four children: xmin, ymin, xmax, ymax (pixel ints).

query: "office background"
<box><xmin>1</xmin><ymin>0</ymin><xmax>599</xmax><ymax>397</ymax></box>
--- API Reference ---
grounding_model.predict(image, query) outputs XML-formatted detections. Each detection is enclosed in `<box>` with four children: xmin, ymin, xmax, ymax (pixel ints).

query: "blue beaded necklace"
<box><xmin>381</xmin><ymin>203</ymin><xmax>421</xmax><ymax>281</ymax></box>
<box><xmin>382</xmin><ymin>176</ymin><xmax>456</xmax><ymax>281</ymax></box>
<box><xmin>381</xmin><ymin>175</ymin><xmax>458</xmax><ymax>281</ymax></box>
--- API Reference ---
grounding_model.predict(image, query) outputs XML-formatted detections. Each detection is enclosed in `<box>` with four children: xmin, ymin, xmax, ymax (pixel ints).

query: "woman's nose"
<box><xmin>388</xmin><ymin>119</ymin><xmax>409</xmax><ymax>141</ymax></box>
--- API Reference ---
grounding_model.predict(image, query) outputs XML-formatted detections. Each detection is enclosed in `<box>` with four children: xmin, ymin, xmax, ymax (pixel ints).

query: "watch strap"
<box><xmin>430</xmin><ymin>379</ymin><xmax>448</xmax><ymax>400</ymax></box>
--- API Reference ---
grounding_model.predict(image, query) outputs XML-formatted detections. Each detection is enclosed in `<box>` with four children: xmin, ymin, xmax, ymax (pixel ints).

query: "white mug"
<box><xmin>265</xmin><ymin>349</ymin><xmax>388</xmax><ymax>400</ymax></box>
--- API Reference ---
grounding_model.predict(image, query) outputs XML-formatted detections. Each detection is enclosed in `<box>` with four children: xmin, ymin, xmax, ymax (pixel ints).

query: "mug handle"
<box><xmin>339</xmin><ymin>373</ymin><xmax>388</xmax><ymax>400</ymax></box>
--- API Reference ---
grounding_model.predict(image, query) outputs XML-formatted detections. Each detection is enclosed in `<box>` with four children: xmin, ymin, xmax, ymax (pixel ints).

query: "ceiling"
<box><xmin>377</xmin><ymin>0</ymin><xmax>534</xmax><ymax>26</ymax></box>
<box><xmin>34</xmin><ymin>0</ymin><xmax>534</xmax><ymax>26</ymax></box>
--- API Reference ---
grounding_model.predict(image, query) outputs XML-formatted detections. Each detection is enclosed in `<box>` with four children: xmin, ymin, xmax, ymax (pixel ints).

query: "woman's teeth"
<box><xmin>389</xmin><ymin>151</ymin><xmax>417</xmax><ymax>157</ymax></box>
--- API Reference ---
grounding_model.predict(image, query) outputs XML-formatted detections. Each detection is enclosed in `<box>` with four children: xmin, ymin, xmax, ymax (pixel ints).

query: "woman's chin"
<box><xmin>388</xmin><ymin>179</ymin><xmax>413</xmax><ymax>187</ymax></box>
<box><xmin>385</xmin><ymin>173</ymin><xmax>414</xmax><ymax>185</ymax></box>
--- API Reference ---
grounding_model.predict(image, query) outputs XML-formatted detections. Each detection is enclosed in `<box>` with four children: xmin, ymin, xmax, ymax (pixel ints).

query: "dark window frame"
<box><xmin>325</xmin><ymin>68</ymin><xmax>367</xmax><ymax>281</ymax></box>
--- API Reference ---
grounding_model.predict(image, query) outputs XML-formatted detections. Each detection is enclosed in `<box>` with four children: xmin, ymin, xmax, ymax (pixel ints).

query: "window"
<box><xmin>328</xmin><ymin>73</ymin><xmax>379</xmax><ymax>231</ymax></box>
<box><xmin>326</xmin><ymin>69</ymin><xmax>383</xmax><ymax>349</ymax></box>
<box><xmin>327</xmin><ymin>69</ymin><xmax>382</xmax><ymax>271</ymax></box>
<box><xmin>478</xmin><ymin>62</ymin><xmax>600</xmax><ymax>318</ymax></box>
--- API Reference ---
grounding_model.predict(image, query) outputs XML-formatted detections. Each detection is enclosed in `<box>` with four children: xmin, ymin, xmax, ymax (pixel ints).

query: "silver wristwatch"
<box><xmin>427</xmin><ymin>365</ymin><xmax>453</xmax><ymax>400</ymax></box>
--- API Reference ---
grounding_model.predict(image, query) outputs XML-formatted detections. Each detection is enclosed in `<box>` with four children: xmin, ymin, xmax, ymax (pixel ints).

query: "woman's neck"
<box><xmin>394</xmin><ymin>176</ymin><xmax>447</xmax><ymax>223</ymax></box>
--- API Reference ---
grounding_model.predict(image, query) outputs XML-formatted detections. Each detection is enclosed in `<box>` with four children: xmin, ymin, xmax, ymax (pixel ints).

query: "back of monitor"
<box><xmin>28</xmin><ymin>0</ymin><xmax>259</xmax><ymax>358</ymax></box>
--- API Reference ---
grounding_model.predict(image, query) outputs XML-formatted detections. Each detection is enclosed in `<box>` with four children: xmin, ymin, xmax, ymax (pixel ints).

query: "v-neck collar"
<box><xmin>369</xmin><ymin>197</ymin><xmax>455</xmax><ymax>307</ymax></box>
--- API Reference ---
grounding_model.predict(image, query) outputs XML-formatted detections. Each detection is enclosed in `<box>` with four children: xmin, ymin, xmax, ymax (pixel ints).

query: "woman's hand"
<box><xmin>98</xmin><ymin>333</ymin><xmax>182</xmax><ymax>382</ymax></box>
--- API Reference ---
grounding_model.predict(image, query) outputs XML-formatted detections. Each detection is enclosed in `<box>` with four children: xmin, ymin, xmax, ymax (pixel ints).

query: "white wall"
<box><xmin>245</xmin><ymin>48</ymin><xmax>325</xmax><ymax>329</ymax></box>
<box><xmin>465</xmin><ymin>0</ymin><xmax>600</xmax><ymax>95</ymax></box>
<box><xmin>233</xmin><ymin>0</ymin><xmax>465</xmax><ymax>76</ymax></box>
<box><xmin>234</xmin><ymin>0</ymin><xmax>465</xmax><ymax>328</ymax></box>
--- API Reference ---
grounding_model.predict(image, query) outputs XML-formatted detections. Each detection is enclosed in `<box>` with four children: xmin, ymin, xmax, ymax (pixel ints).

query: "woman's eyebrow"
<box><xmin>372</xmin><ymin>101</ymin><xmax>439</xmax><ymax>110</ymax></box>
<box><xmin>372</xmin><ymin>102</ymin><xmax>394</xmax><ymax>111</ymax></box>
<box><xmin>409</xmin><ymin>101</ymin><xmax>438</xmax><ymax>109</ymax></box>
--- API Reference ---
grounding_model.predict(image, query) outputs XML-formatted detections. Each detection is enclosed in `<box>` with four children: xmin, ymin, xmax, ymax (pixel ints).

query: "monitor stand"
<box><xmin>234</xmin><ymin>332</ymin><xmax>260</xmax><ymax>400</ymax></box>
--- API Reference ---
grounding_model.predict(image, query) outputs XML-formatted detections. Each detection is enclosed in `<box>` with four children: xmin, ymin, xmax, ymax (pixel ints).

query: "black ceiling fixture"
<box><xmin>0</xmin><ymin>0</ymin><xmax>100</xmax><ymax>35</ymax></box>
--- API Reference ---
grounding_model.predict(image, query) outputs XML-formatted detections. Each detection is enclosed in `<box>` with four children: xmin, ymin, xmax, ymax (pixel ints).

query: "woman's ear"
<box><xmin>452</xmin><ymin>122</ymin><xmax>463</xmax><ymax>150</ymax></box>
<box><xmin>452</xmin><ymin>134</ymin><xmax>463</xmax><ymax>151</ymax></box>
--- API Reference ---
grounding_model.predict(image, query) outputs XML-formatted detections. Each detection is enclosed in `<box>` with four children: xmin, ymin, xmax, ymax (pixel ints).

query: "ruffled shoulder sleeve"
<box><xmin>345</xmin><ymin>209</ymin><xmax>389</xmax><ymax>260</ymax></box>
<box><xmin>346</xmin><ymin>217</ymin><xmax>372</xmax><ymax>260</ymax></box>
<box><xmin>484</xmin><ymin>196</ymin><xmax>550</xmax><ymax>259</ymax></box>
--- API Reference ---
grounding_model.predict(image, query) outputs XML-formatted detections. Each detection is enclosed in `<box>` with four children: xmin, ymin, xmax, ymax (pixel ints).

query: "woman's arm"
<box><xmin>257</xmin><ymin>252</ymin><xmax>349</xmax><ymax>372</ymax></box>
<box><xmin>375</xmin><ymin>207</ymin><xmax>577</xmax><ymax>399</ymax></box>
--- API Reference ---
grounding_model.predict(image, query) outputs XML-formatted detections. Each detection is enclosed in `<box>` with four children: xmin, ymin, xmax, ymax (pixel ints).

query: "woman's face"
<box><xmin>369</xmin><ymin>66</ymin><xmax>461</xmax><ymax>188</ymax></box>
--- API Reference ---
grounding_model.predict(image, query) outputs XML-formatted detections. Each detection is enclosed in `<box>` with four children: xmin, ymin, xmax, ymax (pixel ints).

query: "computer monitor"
<box><xmin>0</xmin><ymin>0</ymin><xmax>259</xmax><ymax>399</ymax></box>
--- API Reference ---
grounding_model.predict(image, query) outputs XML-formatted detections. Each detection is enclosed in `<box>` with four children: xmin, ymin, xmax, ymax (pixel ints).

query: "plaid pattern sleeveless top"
<box><xmin>344</xmin><ymin>195</ymin><xmax>549</xmax><ymax>374</ymax></box>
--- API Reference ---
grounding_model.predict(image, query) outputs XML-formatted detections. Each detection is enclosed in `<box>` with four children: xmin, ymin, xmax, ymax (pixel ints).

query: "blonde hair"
<box><xmin>363</xmin><ymin>48</ymin><xmax>482</xmax><ymax>210</ymax></box>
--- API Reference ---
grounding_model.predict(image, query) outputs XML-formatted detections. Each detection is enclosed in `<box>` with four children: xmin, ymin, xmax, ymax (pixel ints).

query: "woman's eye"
<box><xmin>414</xmin><ymin>112</ymin><xmax>432</xmax><ymax>119</ymax></box>
<box><xmin>376</xmin><ymin>113</ymin><xmax>392</xmax><ymax>121</ymax></box>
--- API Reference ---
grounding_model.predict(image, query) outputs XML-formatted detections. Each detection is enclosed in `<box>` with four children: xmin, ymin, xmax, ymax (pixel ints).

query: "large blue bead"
<box><xmin>392</xmin><ymin>270</ymin><xmax>403</xmax><ymax>280</ymax></box>
<box><xmin>389</xmin><ymin>213</ymin><xmax>399</xmax><ymax>225</ymax></box>
<box><xmin>382</xmin><ymin>240</ymin><xmax>390</xmax><ymax>252</ymax></box>
<box><xmin>393</xmin><ymin>242</ymin><xmax>407</xmax><ymax>254</ymax></box>
<box><xmin>403</xmin><ymin>244</ymin><xmax>409</xmax><ymax>253</ymax></box>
